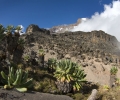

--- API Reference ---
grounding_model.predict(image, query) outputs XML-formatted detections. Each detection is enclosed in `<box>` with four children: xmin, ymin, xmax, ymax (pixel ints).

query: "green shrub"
<box><xmin>48</xmin><ymin>58</ymin><xmax>57</xmax><ymax>73</ymax></box>
<box><xmin>0</xmin><ymin>24</ymin><xmax>5</xmax><ymax>40</ymax></box>
<box><xmin>15</xmin><ymin>26</ymin><xmax>22</xmax><ymax>33</ymax></box>
<box><xmin>5</xmin><ymin>25</ymin><xmax>14</xmax><ymax>33</ymax></box>
<box><xmin>39</xmin><ymin>49</ymin><xmax>45</xmax><ymax>55</ymax></box>
<box><xmin>17</xmin><ymin>38</ymin><xmax>25</xmax><ymax>49</ymax></box>
<box><xmin>1</xmin><ymin>67</ymin><xmax>33</xmax><ymax>92</ymax></box>
<box><xmin>23</xmin><ymin>55</ymin><xmax>30</xmax><ymax>62</ymax></box>
<box><xmin>110</xmin><ymin>66</ymin><xmax>118</xmax><ymax>75</ymax></box>
<box><xmin>54</xmin><ymin>59</ymin><xmax>87</xmax><ymax>92</ymax></box>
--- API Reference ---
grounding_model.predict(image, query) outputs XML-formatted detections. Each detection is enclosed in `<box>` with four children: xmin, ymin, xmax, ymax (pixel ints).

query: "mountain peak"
<box><xmin>49</xmin><ymin>18</ymin><xmax>83</xmax><ymax>33</ymax></box>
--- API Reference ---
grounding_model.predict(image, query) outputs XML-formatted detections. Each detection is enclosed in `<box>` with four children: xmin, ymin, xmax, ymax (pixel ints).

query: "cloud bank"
<box><xmin>71</xmin><ymin>0</ymin><xmax>120</xmax><ymax>41</ymax></box>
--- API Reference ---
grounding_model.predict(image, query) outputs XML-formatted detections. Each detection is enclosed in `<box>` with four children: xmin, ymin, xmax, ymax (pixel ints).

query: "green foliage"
<box><xmin>0</xmin><ymin>24</ymin><xmax>5</xmax><ymax>40</ymax></box>
<box><xmin>54</xmin><ymin>59</ymin><xmax>86</xmax><ymax>91</ymax></box>
<box><xmin>72</xmin><ymin>67</ymin><xmax>87</xmax><ymax>91</ymax></box>
<box><xmin>5</xmin><ymin>25</ymin><xmax>14</xmax><ymax>33</ymax></box>
<box><xmin>1</xmin><ymin>67</ymin><xmax>33</xmax><ymax>92</ymax></box>
<box><xmin>5</xmin><ymin>25</ymin><xmax>22</xmax><ymax>35</ymax></box>
<box><xmin>72</xmin><ymin>93</ymin><xmax>89</xmax><ymax>100</ymax></box>
<box><xmin>39</xmin><ymin>49</ymin><xmax>45</xmax><ymax>55</ymax></box>
<box><xmin>23</xmin><ymin>55</ymin><xmax>30</xmax><ymax>61</ymax></box>
<box><xmin>33</xmin><ymin>77</ymin><xmax>58</xmax><ymax>93</ymax></box>
<box><xmin>48</xmin><ymin>58</ymin><xmax>57</xmax><ymax>73</ymax></box>
<box><xmin>16</xmin><ymin>88</ymin><xmax>27</xmax><ymax>92</ymax></box>
<box><xmin>110</xmin><ymin>66</ymin><xmax>118</xmax><ymax>75</ymax></box>
<box><xmin>54</xmin><ymin>60</ymin><xmax>75</xmax><ymax>82</ymax></box>
<box><xmin>17</xmin><ymin>38</ymin><xmax>25</xmax><ymax>49</ymax></box>
<box><xmin>103</xmin><ymin>85</ymin><xmax>109</xmax><ymax>90</ymax></box>
<box><xmin>115</xmin><ymin>78</ymin><xmax>120</xmax><ymax>85</ymax></box>
<box><xmin>48</xmin><ymin>58</ymin><xmax>57</xmax><ymax>67</ymax></box>
<box><xmin>15</xmin><ymin>26</ymin><xmax>22</xmax><ymax>32</ymax></box>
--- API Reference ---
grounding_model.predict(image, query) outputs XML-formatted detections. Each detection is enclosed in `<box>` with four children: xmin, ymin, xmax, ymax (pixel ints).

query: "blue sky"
<box><xmin>0</xmin><ymin>0</ymin><xmax>113</xmax><ymax>29</ymax></box>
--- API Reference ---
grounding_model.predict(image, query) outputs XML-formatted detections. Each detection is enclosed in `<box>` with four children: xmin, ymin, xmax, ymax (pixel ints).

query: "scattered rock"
<box><xmin>92</xmin><ymin>65</ymin><xmax>96</xmax><ymax>68</ymax></box>
<box><xmin>50</xmin><ymin>51</ymin><xmax>55</xmax><ymax>55</ymax></box>
<box><xmin>81</xmin><ymin>62</ymin><xmax>88</xmax><ymax>67</ymax></box>
<box><xmin>95</xmin><ymin>58</ymin><xmax>101</xmax><ymax>62</ymax></box>
<box><xmin>88</xmin><ymin>56</ymin><xmax>91</xmax><ymax>60</ymax></box>
<box><xmin>65</xmin><ymin>54</ymin><xmax>71</xmax><ymax>59</ymax></box>
<box><xmin>104</xmin><ymin>61</ymin><xmax>108</xmax><ymax>65</ymax></box>
<box><xmin>101</xmin><ymin>64</ymin><xmax>105</xmax><ymax>71</ymax></box>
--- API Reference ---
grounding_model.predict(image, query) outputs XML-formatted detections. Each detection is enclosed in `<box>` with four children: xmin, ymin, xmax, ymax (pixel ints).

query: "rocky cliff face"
<box><xmin>26</xmin><ymin>24</ymin><xmax>50</xmax><ymax>35</ymax></box>
<box><xmin>49</xmin><ymin>18</ymin><xmax>86</xmax><ymax>33</ymax></box>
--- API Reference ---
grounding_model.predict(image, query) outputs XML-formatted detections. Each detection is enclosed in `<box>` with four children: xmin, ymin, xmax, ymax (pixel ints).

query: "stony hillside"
<box><xmin>1</xmin><ymin>24</ymin><xmax>120</xmax><ymax>99</ymax></box>
<box><xmin>1</xmin><ymin>24</ymin><xmax>120</xmax><ymax>86</ymax></box>
<box><xmin>22</xmin><ymin>24</ymin><xmax>120</xmax><ymax>85</ymax></box>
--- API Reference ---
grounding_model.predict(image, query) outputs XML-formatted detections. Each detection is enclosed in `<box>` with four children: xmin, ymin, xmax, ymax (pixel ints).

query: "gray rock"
<box><xmin>26</xmin><ymin>24</ymin><xmax>50</xmax><ymax>35</ymax></box>
<box><xmin>81</xmin><ymin>62</ymin><xmax>88</xmax><ymax>67</ymax></box>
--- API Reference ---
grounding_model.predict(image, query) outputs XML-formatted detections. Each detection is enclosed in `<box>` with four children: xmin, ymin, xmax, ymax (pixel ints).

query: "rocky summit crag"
<box><xmin>26</xmin><ymin>24</ymin><xmax>50</xmax><ymax>35</ymax></box>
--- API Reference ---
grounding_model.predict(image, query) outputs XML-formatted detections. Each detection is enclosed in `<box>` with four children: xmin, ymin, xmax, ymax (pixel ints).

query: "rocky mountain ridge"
<box><xmin>49</xmin><ymin>18</ymin><xmax>87</xmax><ymax>33</ymax></box>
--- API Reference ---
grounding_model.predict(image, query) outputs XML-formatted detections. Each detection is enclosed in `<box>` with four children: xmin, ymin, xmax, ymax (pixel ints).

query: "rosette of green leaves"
<box><xmin>72</xmin><ymin>66</ymin><xmax>87</xmax><ymax>91</ymax></box>
<box><xmin>54</xmin><ymin>59</ymin><xmax>87</xmax><ymax>91</ymax></box>
<box><xmin>1</xmin><ymin>67</ymin><xmax>33</xmax><ymax>92</ymax></box>
<box><xmin>110</xmin><ymin>66</ymin><xmax>118</xmax><ymax>75</ymax></box>
<box><xmin>48</xmin><ymin>58</ymin><xmax>57</xmax><ymax>72</ymax></box>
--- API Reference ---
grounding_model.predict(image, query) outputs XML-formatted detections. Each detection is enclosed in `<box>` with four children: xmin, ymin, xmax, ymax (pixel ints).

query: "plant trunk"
<box><xmin>110</xmin><ymin>74</ymin><xmax>116</xmax><ymax>87</ymax></box>
<box><xmin>87</xmin><ymin>89</ymin><xmax>97</xmax><ymax>100</ymax></box>
<box><xmin>13</xmin><ymin>49</ymin><xmax>23</xmax><ymax>64</ymax></box>
<box><xmin>38</xmin><ymin>55</ymin><xmax>44</xmax><ymax>68</ymax></box>
<box><xmin>55</xmin><ymin>81</ymin><xmax>72</xmax><ymax>94</ymax></box>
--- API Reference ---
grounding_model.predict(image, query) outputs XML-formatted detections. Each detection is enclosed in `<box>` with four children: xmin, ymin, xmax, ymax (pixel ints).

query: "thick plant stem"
<box><xmin>38</xmin><ymin>55</ymin><xmax>44</xmax><ymax>68</ymax></box>
<box><xmin>109</xmin><ymin>74</ymin><xmax>116</xmax><ymax>87</ymax></box>
<box><xmin>87</xmin><ymin>89</ymin><xmax>97</xmax><ymax>100</ymax></box>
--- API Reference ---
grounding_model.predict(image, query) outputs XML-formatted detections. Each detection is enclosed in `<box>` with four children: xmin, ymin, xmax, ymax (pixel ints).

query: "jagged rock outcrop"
<box><xmin>26</xmin><ymin>24</ymin><xmax>50</xmax><ymax>35</ymax></box>
<box><xmin>26</xmin><ymin>24</ymin><xmax>40</xmax><ymax>33</ymax></box>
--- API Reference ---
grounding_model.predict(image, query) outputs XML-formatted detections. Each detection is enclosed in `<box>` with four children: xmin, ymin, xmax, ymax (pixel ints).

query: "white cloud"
<box><xmin>71</xmin><ymin>0</ymin><xmax>120</xmax><ymax>41</ymax></box>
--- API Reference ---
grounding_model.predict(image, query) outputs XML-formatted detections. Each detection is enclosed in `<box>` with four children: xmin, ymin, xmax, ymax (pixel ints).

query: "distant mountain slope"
<box><xmin>21</xmin><ymin>28</ymin><xmax>120</xmax><ymax>84</ymax></box>
<box><xmin>23</xmin><ymin>27</ymin><xmax>120</xmax><ymax>60</ymax></box>
<box><xmin>49</xmin><ymin>18</ymin><xmax>87</xmax><ymax>33</ymax></box>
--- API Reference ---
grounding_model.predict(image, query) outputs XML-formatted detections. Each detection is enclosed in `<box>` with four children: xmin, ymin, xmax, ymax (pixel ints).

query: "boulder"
<box><xmin>26</xmin><ymin>24</ymin><xmax>40</xmax><ymax>33</ymax></box>
<box><xmin>26</xmin><ymin>24</ymin><xmax>50</xmax><ymax>35</ymax></box>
